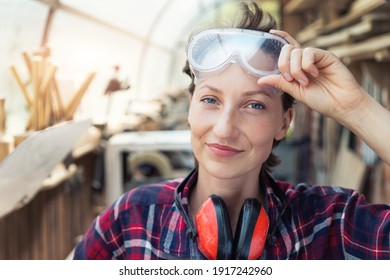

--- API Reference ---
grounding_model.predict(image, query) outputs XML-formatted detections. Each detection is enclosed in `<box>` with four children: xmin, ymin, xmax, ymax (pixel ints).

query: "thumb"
<box><xmin>257</xmin><ymin>74</ymin><xmax>295</xmax><ymax>96</ymax></box>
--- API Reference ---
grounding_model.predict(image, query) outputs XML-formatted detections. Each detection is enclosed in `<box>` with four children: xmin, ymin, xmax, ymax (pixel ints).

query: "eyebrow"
<box><xmin>199</xmin><ymin>85</ymin><xmax>222</xmax><ymax>94</ymax></box>
<box><xmin>242</xmin><ymin>90</ymin><xmax>273</xmax><ymax>99</ymax></box>
<box><xmin>200</xmin><ymin>85</ymin><xmax>273</xmax><ymax>99</ymax></box>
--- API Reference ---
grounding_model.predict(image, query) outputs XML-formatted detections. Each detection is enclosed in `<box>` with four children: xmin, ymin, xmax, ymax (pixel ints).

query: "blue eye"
<box><xmin>202</xmin><ymin>97</ymin><xmax>217</xmax><ymax>104</ymax></box>
<box><xmin>248</xmin><ymin>102</ymin><xmax>265</xmax><ymax>110</ymax></box>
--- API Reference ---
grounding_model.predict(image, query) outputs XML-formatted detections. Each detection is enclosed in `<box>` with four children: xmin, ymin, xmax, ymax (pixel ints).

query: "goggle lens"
<box><xmin>187</xmin><ymin>28</ymin><xmax>288</xmax><ymax>85</ymax></box>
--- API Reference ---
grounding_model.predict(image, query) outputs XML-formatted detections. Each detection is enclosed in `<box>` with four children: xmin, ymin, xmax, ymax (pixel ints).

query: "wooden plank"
<box><xmin>314</xmin><ymin>15</ymin><xmax>390</xmax><ymax>48</ymax></box>
<box><xmin>284</xmin><ymin>0</ymin><xmax>321</xmax><ymax>14</ymax></box>
<box><xmin>322</xmin><ymin>0</ymin><xmax>390</xmax><ymax>33</ymax></box>
<box><xmin>0</xmin><ymin>219</ymin><xmax>5</xmax><ymax>259</ymax></box>
<box><xmin>0</xmin><ymin>139</ymin><xmax>12</xmax><ymax>164</ymax></box>
<box><xmin>329</xmin><ymin>33</ymin><xmax>390</xmax><ymax>61</ymax></box>
<box><xmin>17</xmin><ymin>205</ymin><xmax>32</xmax><ymax>259</ymax></box>
<box><xmin>330</xmin><ymin>130</ymin><xmax>366</xmax><ymax>191</ymax></box>
<box><xmin>38</xmin><ymin>193</ymin><xmax>49</xmax><ymax>259</ymax></box>
<box><xmin>371</xmin><ymin>162</ymin><xmax>385</xmax><ymax>204</ymax></box>
<box><xmin>0</xmin><ymin>148</ymin><xmax>97</xmax><ymax>259</ymax></box>
<box><xmin>361</xmin><ymin>61</ymin><xmax>390</xmax><ymax>101</ymax></box>
<box><xmin>28</xmin><ymin>196</ymin><xmax>40</xmax><ymax>259</ymax></box>
<box><xmin>384</xmin><ymin>163</ymin><xmax>390</xmax><ymax>203</ymax></box>
<box><xmin>285</xmin><ymin>0</ymin><xmax>353</xmax><ymax>15</ymax></box>
<box><xmin>45</xmin><ymin>188</ymin><xmax>55</xmax><ymax>259</ymax></box>
<box><xmin>5</xmin><ymin>213</ymin><xmax>19</xmax><ymax>259</ymax></box>
<box><xmin>296</xmin><ymin>18</ymin><xmax>324</xmax><ymax>44</ymax></box>
<box><xmin>56</xmin><ymin>186</ymin><xmax>66</xmax><ymax>259</ymax></box>
<box><xmin>370</xmin><ymin>162</ymin><xmax>390</xmax><ymax>204</ymax></box>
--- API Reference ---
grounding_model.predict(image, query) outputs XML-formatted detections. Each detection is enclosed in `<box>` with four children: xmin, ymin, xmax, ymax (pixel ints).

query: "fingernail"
<box><xmin>284</xmin><ymin>73</ymin><xmax>293</xmax><ymax>81</ymax></box>
<box><xmin>298</xmin><ymin>79</ymin><xmax>308</xmax><ymax>86</ymax></box>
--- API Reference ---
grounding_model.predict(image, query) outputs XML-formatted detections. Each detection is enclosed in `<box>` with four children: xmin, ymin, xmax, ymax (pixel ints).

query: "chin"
<box><xmin>200</xmin><ymin>162</ymin><xmax>251</xmax><ymax>180</ymax></box>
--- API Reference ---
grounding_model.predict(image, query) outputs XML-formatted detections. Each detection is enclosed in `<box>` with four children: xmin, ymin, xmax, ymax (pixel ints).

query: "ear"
<box><xmin>275</xmin><ymin>107</ymin><xmax>294</xmax><ymax>141</ymax></box>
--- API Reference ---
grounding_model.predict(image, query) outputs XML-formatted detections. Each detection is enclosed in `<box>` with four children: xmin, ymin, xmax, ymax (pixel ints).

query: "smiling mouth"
<box><xmin>206</xmin><ymin>143</ymin><xmax>244</xmax><ymax>157</ymax></box>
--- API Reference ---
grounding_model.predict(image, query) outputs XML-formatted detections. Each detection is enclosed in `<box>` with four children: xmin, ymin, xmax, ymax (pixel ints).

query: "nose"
<box><xmin>213</xmin><ymin>106</ymin><xmax>239</xmax><ymax>139</ymax></box>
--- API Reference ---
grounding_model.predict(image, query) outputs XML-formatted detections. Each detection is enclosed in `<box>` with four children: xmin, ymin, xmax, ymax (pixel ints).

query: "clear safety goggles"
<box><xmin>186</xmin><ymin>28</ymin><xmax>288</xmax><ymax>87</ymax></box>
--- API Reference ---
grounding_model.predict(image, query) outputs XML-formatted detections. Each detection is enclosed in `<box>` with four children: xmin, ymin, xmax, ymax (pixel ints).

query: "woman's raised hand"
<box><xmin>258</xmin><ymin>29</ymin><xmax>390</xmax><ymax>165</ymax></box>
<box><xmin>258</xmin><ymin>29</ymin><xmax>367</xmax><ymax>123</ymax></box>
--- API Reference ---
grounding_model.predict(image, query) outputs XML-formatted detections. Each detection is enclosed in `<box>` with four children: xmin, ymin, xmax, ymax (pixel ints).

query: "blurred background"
<box><xmin>0</xmin><ymin>0</ymin><xmax>282</xmax><ymax>135</ymax></box>
<box><xmin>0</xmin><ymin>0</ymin><xmax>389</xmax><ymax>259</ymax></box>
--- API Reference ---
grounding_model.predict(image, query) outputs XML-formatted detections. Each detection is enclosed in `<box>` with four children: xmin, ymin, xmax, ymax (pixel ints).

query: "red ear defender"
<box><xmin>195</xmin><ymin>195</ymin><xmax>269</xmax><ymax>260</ymax></box>
<box><xmin>195</xmin><ymin>195</ymin><xmax>233</xmax><ymax>259</ymax></box>
<box><xmin>233</xmin><ymin>198</ymin><xmax>269</xmax><ymax>260</ymax></box>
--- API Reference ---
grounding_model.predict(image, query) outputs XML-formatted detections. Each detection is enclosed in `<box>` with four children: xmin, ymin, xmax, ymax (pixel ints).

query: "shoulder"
<box><xmin>97</xmin><ymin>178</ymin><xmax>183</xmax><ymax>231</ymax></box>
<box><xmin>116</xmin><ymin>177</ymin><xmax>183</xmax><ymax>210</ymax></box>
<box><xmin>276</xmin><ymin>180</ymin><xmax>360</xmax><ymax>211</ymax></box>
<box><xmin>277</xmin><ymin>179</ymin><xmax>389</xmax><ymax>215</ymax></box>
<box><xmin>277</xmin><ymin>181</ymin><xmax>360</xmax><ymax>200</ymax></box>
<box><xmin>277</xmin><ymin>179</ymin><xmax>390</xmax><ymax>216</ymax></box>
<box><xmin>273</xmin><ymin>180</ymin><xmax>390</xmax><ymax>259</ymax></box>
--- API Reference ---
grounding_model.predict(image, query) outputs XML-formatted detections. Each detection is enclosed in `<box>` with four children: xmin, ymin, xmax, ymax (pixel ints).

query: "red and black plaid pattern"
<box><xmin>74</xmin><ymin>172</ymin><xmax>390</xmax><ymax>260</ymax></box>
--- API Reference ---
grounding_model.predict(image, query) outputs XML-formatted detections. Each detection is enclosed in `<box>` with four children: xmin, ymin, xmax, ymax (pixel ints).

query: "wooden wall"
<box><xmin>280</xmin><ymin>0</ymin><xmax>390</xmax><ymax>203</ymax></box>
<box><xmin>0</xmin><ymin>151</ymin><xmax>97</xmax><ymax>259</ymax></box>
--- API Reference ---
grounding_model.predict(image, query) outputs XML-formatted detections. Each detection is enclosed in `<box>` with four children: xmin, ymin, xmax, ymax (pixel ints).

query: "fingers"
<box><xmin>257</xmin><ymin>74</ymin><xmax>293</xmax><ymax>95</ymax></box>
<box><xmin>301</xmin><ymin>48</ymin><xmax>319</xmax><ymax>78</ymax></box>
<box><xmin>277</xmin><ymin>44</ymin><xmax>294</xmax><ymax>82</ymax></box>
<box><xmin>270</xmin><ymin>29</ymin><xmax>300</xmax><ymax>48</ymax></box>
<box><xmin>290</xmin><ymin>48</ymin><xmax>309</xmax><ymax>86</ymax></box>
<box><xmin>289</xmin><ymin>48</ymin><xmax>319</xmax><ymax>86</ymax></box>
<box><xmin>278</xmin><ymin>45</ymin><xmax>310</xmax><ymax>86</ymax></box>
<box><xmin>281</xmin><ymin>47</ymin><xmax>319</xmax><ymax>86</ymax></box>
<box><xmin>270</xmin><ymin>30</ymin><xmax>322</xmax><ymax>86</ymax></box>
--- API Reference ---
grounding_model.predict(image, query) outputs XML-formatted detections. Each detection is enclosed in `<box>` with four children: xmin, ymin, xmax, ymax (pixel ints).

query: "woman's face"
<box><xmin>188</xmin><ymin>64</ymin><xmax>293</xmax><ymax>180</ymax></box>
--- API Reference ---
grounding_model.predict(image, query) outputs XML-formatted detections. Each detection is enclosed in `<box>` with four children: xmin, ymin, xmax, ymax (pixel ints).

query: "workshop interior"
<box><xmin>0</xmin><ymin>0</ymin><xmax>389</xmax><ymax>259</ymax></box>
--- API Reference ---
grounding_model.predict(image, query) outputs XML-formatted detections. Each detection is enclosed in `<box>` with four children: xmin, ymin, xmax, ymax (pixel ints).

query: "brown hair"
<box><xmin>183</xmin><ymin>0</ymin><xmax>295</xmax><ymax>174</ymax></box>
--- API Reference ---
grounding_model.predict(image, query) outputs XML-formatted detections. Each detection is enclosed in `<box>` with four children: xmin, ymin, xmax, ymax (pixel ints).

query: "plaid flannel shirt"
<box><xmin>74</xmin><ymin>171</ymin><xmax>390</xmax><ymax>260</ymax></box>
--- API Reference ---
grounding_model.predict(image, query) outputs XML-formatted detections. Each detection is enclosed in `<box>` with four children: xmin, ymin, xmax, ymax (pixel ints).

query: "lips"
<box><xmin>207</xmin><ymin>143</ymin><xmax>244</xmax><ymax>158</ymax></box>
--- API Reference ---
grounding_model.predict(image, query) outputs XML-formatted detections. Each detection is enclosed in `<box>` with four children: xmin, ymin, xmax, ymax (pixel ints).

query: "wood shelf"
<box><xmin>282</xmin><ymin>0</ymin><xmax>390</xmax><ymax>202</ymax></box>
<box><xmin>322</xmin><ymin>0</ymin><xmax>390</xmax><ymax>33</ymax></box>
<box><xmin>284</xmin><ymin>0</ymin><xmax>321</xmax><ymax>14</ymax></box>
<box><xmin>329</xmin><ymin>33</ymin><xmax>390</xmax><ymax>63</ymax></box>
<box><xmin>314</xmin><ymin>14</ymin><xmax>390</xmax><ymax>48</ymax></box>
<box><xmin>291</xmin><ymin>0</ymin><xmax>390</xmax><ymax>45</ymax></box>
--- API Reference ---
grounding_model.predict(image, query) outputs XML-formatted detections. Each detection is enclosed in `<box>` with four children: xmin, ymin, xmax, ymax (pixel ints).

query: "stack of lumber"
<box><xmin>282</xmin><ymin>0</ymin><xmax>390</xmax><ymax>201</ymax></box>
<box><xmin>9</xmin><ymin>47</ymin><xmax>95</xmax><ymax>131</ymax></box>
<box><xmin>284</xmin><ymin>0</ymin><xmax>390</xmax><ymax>62</ymax></box>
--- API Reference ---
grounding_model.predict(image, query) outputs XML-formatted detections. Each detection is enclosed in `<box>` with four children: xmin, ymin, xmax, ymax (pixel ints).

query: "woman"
<box><xmin>74</xmin><ymin>1</ymin><xmax>390</xmax><ymax>260</ymax></box>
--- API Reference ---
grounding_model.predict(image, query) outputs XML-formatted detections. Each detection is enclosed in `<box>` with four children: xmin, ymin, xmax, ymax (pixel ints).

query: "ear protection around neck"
<box><xmin>195</xmin><ymin>194</ymin><xmax>269</xmax><ymax>260</ymax></box>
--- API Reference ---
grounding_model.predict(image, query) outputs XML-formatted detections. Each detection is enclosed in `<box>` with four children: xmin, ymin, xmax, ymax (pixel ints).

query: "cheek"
<box><xmin>245</xmin><ymin>121</ymin><xmax>276</xmax><ymax>148</ymax></box>
<box><xmin>188</xmin><ymin>105</ymin><xmax>209</xmax><ymax>142</ymax></box>
<box><xmin>244</xmin><ymin>121</ymin><xmax>276</xmax><ymax>166</ymax></box>
<box><xmin>188</xmin><ymin>104</ymin><xmax>202</xmax><ymax>131</ymax></box>
<box><xmin>248</xmin><ymin>110</ymin><xmax>283</xmax><ymax>135</ymax></box>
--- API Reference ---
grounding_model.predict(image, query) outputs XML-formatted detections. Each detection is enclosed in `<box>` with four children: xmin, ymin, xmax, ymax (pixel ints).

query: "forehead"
<box><xmin>194</xmin><ymin>65</ymin><xmax>281</xmax><ymax>97</ymax></box>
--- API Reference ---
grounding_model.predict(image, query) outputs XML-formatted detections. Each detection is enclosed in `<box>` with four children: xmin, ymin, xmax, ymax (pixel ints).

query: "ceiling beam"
<box><xmin>32</xmin><ymin>0</ymin><xmax>171</xmax><ymax>53</ymax></box>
